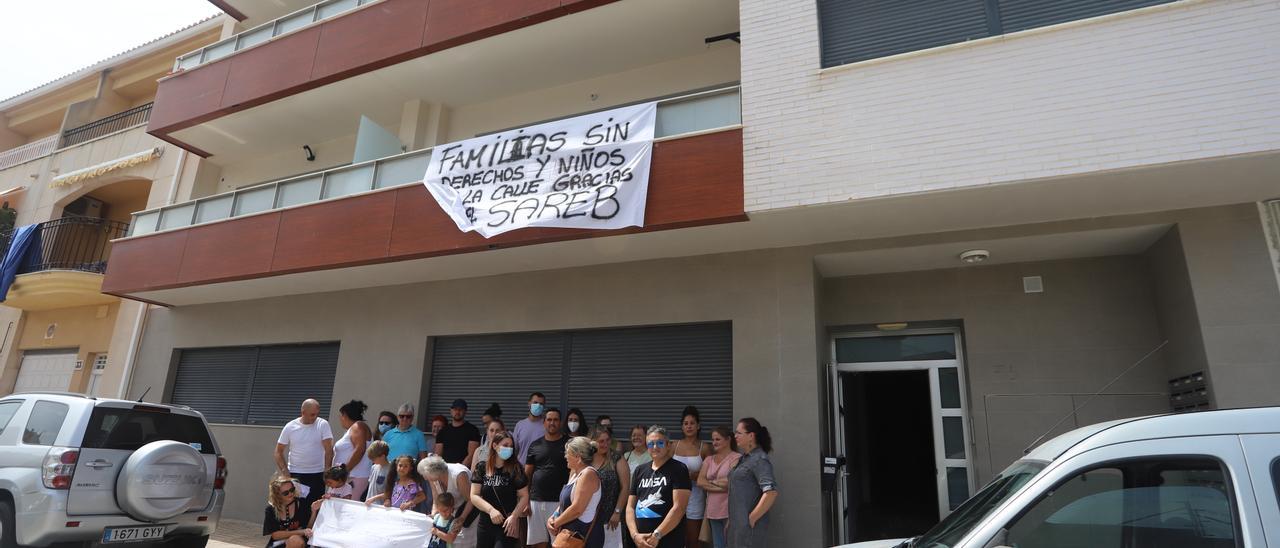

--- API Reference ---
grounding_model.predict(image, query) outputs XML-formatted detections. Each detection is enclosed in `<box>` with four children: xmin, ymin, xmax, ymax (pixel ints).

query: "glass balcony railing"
<box><xmin>128</xmin><ymin>86</ymin><xmax>741</xmax><ymax>237</ymax></box>
<box><xmin>174</xmin><ymin>0</ymin><xmax>379</xmax><ymax>72</ymax></box>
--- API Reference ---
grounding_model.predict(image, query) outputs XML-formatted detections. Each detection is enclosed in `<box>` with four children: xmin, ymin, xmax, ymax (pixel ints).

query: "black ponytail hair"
<box><xmin>324</xmin><ymin>463</ymin><xmax>350</xmax><ymax>482</ymax></box>
<box><xmin>738</xmin><ymin>417</ymin><xmax>772</xmax><ymax>453</ymax></box>
<box><xmin>339</xmin><ymin>399</ymin><xmax>368</xmax><ymax>422</ymax></box>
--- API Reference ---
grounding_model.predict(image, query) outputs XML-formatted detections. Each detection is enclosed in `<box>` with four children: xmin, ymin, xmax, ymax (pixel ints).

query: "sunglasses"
<box><xmin>398</xmin><ymin>414</ymin><xmax>413</xmax><ymax>418</ymax></box>
<box><xmin>378</xmin><ymin>421</ymin><xmax>394</xmax><ymax>426</ymax></box>
<box><xmin>646</xmin><ymin>440</ymin><xmax>667</xmax><ymax>449</ymax></box>
<box><xmin>279</xmin><ymin>487</ymin><xmax>296</xmax><ymax>497</ymax></box>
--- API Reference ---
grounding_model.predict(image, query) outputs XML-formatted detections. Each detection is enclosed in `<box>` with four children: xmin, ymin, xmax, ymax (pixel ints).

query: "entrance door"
<box><xmin>829</xmin><ymin>330</ymin><xmax>974</xmax><ymax>544</ymax></box>
<box><xmin>14</xmin><ymin>349</ymin><xmax>79</xmax><ymax>393</ymax></box>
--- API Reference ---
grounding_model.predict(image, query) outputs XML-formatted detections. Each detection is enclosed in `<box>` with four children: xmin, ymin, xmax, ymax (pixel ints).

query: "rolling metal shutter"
<box><xmin>427</xmin><ymin>323</ymin><xmax>732</xmax><ymax>439</ymax></box>
<box><xmin>997</xmin><ymin>0</ymin><xmax>1176</xmax><ymax>34</ymax></box>
<box><xmin>426</xmin><ymin>332</ymin><xmax>565</xmax><ymax>426</ymax></box>
<box><xmin>170</xmin><ymin>343</ymin><xmax>339</xmax><ymax>426</ymax></box>
<box><xmin>818</xmin><ymin>0</ymin><xmax>990</xmax><ymax>68</ymax></box>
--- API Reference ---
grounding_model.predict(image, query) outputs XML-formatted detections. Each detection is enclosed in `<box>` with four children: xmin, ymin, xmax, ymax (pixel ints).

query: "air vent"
<box><xmin>1022</xmin><ymin>276</ymin><xmax>1044</xmax><ymax>294</ymax></box>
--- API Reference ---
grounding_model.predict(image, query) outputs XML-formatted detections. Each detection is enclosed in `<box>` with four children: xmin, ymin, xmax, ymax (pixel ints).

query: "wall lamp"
<box><xmin>302</xmin><ymin>145</ymin><xmax>315</xmax><ymax>162</ymax></box>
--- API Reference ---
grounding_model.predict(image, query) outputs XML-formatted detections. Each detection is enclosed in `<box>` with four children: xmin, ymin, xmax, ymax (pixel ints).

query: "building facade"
<box><xmin>100</xmin><ymin>0</ymin><xmax>1279</xmax><ymax>545</ymax></box>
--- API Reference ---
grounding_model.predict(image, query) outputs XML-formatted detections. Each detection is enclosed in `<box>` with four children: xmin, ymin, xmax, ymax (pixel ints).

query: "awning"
<box><xmin>50</xmin><ymin>147</ymin><xmax>163</xmax><ymax>188</ymax></box>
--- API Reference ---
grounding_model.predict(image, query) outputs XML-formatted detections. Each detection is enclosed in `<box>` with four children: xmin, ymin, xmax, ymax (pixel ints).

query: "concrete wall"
<box><xmin>1145</xmin><ymin>227</ymin><xmax>1210</xmax><ymax>381</ymax></box>
<box><xmin>739</xmin><ymin>0</ymin><xmax>1280</xmax><ymax>211</ymax></box>
<box><xmin>823</xmin><ymin>255</ymin><xmax>1172</xmax><ymax>482</ymax></box>
<box><xmin>130</xmin><ymin>249</ymin><xmax>822</xmax><ymax>544</ymax></box>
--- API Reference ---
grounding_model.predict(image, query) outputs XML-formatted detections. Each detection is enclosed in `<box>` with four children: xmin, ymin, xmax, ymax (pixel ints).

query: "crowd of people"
<box><xmin>264</xmin><ymin>394</ymin><xmax>778</xmax><ymax>548</ymax></box>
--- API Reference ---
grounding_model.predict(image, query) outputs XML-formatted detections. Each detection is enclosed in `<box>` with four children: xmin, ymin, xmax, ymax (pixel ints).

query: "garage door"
<box><xmin>427</xmin><ymin>322</ymin><xmax>732</xmax><ymax>436</ymax></box>
<box><xmin>14</xmin><ymin>349</ymin><xmax>79</xmax><ymax>393</ymax></box>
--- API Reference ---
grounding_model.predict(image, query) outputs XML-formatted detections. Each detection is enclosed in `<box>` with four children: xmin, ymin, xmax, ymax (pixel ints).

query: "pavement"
<box><xmin>209</xmin><ymin>518</ymin><xmax>261</xmax><ymax>548</ymax></box>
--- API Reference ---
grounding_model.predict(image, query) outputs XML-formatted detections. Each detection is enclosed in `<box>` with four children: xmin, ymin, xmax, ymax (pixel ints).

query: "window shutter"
<box><xmin>427</xmin><ymin>332</ymin><xmax>566</xmax><ymax>426</ymax></box>
<box><xmin>246</xmin><ymin>344</ymin><xmax>340</xmax><ymax>426</ymax></box>
<box><xmin>997</xmin><ymin>0</ymin><xmax>1175</xmax><ymax>34</ymax></box>
<box><xmin>171</xmin><ymin>347</ymin><xmax>256</xmax><ymax>424</ymax></box>
<box><xmin>818</xmin><ymin>0</ymin><xmax>990</xmax><ymax>67</ymax></box>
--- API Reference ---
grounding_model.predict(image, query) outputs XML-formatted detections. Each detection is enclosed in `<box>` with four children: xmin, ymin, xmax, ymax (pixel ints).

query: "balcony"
<box><xmin>0</xmin><ymin>135</ymin><xmax>58</xmax><ymax>171</ymax></box>
<box><xmin>0</xmin><ymin>217</ymin><xmax>129</xmax><ymax>310</ymax></box>
<box><xmin>177</xmin><ymin>0</ymin><xmax>380</xmax><ymax>72</ymax></box>
<box><xmin>59</xmin><ymin>103</ymin><xmax>153</xmax><ymax>149</ymax></box>
<box><xmin>102</xmin><ymin>86</ymin><xmax>744</xmax><ymax>305</ymax></box>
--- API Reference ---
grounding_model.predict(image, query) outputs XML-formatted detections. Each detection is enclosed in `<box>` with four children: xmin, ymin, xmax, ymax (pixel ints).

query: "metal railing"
<box><xmin>174</xmin><ymin>0</ymin><xmax>379</xmax><ymax>72</ymax></box>
<box><xmin>0</xmin><ymin>217</ymin><xmax>129</xmax><ymax>274</ymax></box>
<box><xmin>60</xmin><ymin>103</ymin><xmax>154</xmax><ymax>149</ymax></box>
<box><xmin>129</xmin><ymin>85</ymin><xmax>742</xmax><ymax>237</ymax></box>
<box><xmin>0</xmin><ymin>135</ymin><xmax>59</xmax><ymax>171</ymax></box>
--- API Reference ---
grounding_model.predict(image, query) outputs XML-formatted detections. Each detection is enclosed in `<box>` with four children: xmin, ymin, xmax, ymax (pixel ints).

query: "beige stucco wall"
<box><xmin>14</xmin><ymin>302</ymin><xmax>120</xmax><ymax>392</ymax></box>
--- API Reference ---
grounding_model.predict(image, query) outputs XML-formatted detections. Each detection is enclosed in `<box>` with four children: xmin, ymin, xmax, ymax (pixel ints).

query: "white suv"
<box><xmin>0</xmin><ymin>392</ymin><xmax>226</xmax><ymax>547</ymax></box>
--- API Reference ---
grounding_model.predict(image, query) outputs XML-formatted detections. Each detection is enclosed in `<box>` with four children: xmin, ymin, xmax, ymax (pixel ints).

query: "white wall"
<box><xmin>214</xmin><ymin>133</ymin><xmax>358</xmax><ymax>193</ymax></box>
<box><xmin>740</xmin><ymin>0</ymin><xmax>1280</xmax><ymax>211</ymax></box>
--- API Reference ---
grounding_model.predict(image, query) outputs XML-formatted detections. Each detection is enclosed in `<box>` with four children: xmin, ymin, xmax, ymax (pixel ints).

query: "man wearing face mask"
<box><xmin>513</xmin><ymin>392</ymin><xmax>547</xmax><ymax>466</ymax></box>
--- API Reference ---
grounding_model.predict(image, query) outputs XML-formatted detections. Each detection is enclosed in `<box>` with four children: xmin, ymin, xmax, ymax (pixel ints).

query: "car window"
<box><xmin>1004</xmin><ymin>458</ymin><xmax>1237</xmax><ymax>548</ymax></box>
<box><xmin>81</xmin><ymin>407</ymin><xmax>216</xmax><ymax>454</ymax></box>
<box><xmin>0</xmin><ymin>400</ymin><xmax>22</xmax><ymax>438</ymax></box>
<box><xmin>23</xmin><ymin>401</ymin><xmax>69</xmax><ymax>446</ymax></box>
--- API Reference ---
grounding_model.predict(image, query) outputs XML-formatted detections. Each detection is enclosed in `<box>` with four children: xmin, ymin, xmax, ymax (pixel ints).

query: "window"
<box><xmin>1004</xmin><ymin>458</ymin><xmax>1237</xmax><ymax>548</ymax></box>
<box><xmin>23</xmin><ymin>401</ymin><xmax>69</xmax><ymax>445</ymax></box>
<box><xmin>169</xmin><ymin>343</ymin><xmax>339</xmax><ymax>426</ymax></box>
<box><xmin>818</xmin><ymin>0</ymin><xmax>1180</xmax><ymax>67</ymax></box>
<box><xmin>0</xmin><ymin>400</ymin><xmax>22</xmax><ymax>438</ymax></box>
<box><xmin>81</xmin><ymin>407</ymin><xmax>216</xmax><ymax>454</ymax></box>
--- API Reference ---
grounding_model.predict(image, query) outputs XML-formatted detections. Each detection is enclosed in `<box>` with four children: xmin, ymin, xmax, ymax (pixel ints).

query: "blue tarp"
<box><xmin>0</xmin><ymin>224</ymin><xmax>39</xmax><ymax>302</ymax></box>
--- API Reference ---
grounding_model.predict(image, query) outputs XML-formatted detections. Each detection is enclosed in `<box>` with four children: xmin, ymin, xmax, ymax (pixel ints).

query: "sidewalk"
<box><xmin>209</xmin><ymin>518</ymin><xmax>261</xmax><ymax>548</ymax></box>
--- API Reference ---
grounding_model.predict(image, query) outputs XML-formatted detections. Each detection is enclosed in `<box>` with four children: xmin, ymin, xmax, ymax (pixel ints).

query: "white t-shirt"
<box><xmin>277</xmin><ymin>417</ymin><xmax>334</xmax><ymax>474</ymax></box>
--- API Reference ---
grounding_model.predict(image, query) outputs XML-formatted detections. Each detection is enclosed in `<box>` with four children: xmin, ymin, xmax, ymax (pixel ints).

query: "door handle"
<box><xmin>84</xmin><ymin>459</ymin><xmax>113</xmax><ymax>469</ymax></box>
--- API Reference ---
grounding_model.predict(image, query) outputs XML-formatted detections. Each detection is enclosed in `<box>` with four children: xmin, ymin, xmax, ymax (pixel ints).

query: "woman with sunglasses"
<box><xmin>374</xmin><ymin>411</ymin><xmax>397</xmax><ymax>441</ymax></box>
<box><xmin>626</xmin><ymin>426</ymin><xmax>690</xmax><ymax>548</ymax></box>
<box><xmin>263</xmin><ymin>475</ymin><xmax>312</xmax><ymax>548</ymax></box>
<box><xmin>726</xmin><ymin>418</ymin><xmax>778</xmax><ymax>548</ymax></box>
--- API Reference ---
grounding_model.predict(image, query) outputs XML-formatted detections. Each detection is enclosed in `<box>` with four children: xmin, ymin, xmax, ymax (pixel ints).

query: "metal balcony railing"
<box><xmin>174</xmin><ymin>0</ymin><xmax>379</xmax><ymax>72</ymax></box>
<box><xmin>0</xmin><ymin>217</ymin><xmax>130</xmax><ymax>275</ymax></box>
<box><xmin>0</xmin><ymin>135</ymin><xmax>59</xmax><ymax>171</ymax></box>
<box><xmin>60</xmin><ymin>103</ymin><xmax>154</xmax><ymax>149</ymax></box>
<box><xmin>127</xmin><ymin>85</ymin><xmax>742</xmax><ymax>237</ymax></box>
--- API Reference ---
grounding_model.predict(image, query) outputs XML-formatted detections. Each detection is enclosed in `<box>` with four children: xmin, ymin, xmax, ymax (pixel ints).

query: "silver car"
<box><xmin>842</xmin><ymin>406</ymin><xmax>1280</xmax><ymax>548</ymax></box>
<box><xmin>0</xmin><ymin>392</ymin><xmax>225</xmax><ymax>547</ymax></box>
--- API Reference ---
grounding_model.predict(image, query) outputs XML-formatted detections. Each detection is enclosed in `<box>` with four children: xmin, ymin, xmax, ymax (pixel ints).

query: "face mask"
<box><xmin>378</xmin><ymin>423</ymin><xmax>393</xmax><ymax>435</ymax></box>
<box><xmin>497</xmin><ymin>447</ymin><xmax>514</xmax><ymax>460</ymax></box>
<box><xmin>530</xmin><ymin>403</ymin><xmax>545</xmax><ymax>417</ymax></box>
<box><xmin>567</xmin><ymin>421</ymin><xmax>580</xmax><ymax>432</ymax></box>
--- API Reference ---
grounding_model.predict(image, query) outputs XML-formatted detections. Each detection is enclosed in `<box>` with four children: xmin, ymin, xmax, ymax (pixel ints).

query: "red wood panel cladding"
<box><xmin>101</xmin><ymin>130</ymin><xmax>745</xmax><ymax>299</ymax></box>
<box><xmin>148</xmin><ymin>0</ymin><xmax>622</xmax><ymax>137</ymax></box>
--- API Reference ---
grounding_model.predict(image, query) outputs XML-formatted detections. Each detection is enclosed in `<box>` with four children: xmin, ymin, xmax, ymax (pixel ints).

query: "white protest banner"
<box><xmin>310</xmin><ymin>498</ymin><xmax>431</xmax><ymax>548</ymax></box>
<box><xmin>423</xmin><ymin>102</ymin><xmax>656</xmax><ymax>238</ymax></box>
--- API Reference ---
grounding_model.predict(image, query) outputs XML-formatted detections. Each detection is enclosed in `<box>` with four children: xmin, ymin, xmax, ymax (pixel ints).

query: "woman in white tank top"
<box><xmin>334</xmin><ymin>400</ymin><xmax>373</xmax><ymax>499</ymax></box>
<box><xmin>548</xmin><ymin>436</ymin><xmax>604</xmax><ymax>548</ymax></box>
<box><xmin>673</xmin><ymin>406</ymin><xmax>712</xmax><ymax>547</ymax></box>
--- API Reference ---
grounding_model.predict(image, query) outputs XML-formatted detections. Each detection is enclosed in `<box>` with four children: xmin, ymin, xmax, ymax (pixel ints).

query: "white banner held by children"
<box><xmin>310</xmin><ymin>498</ymin><xmax>431</xmax><ymax>548</ymax></box>
<box><xmin>423</xmin><ymin>102</ymin><xmax>656</xmax><ymax>238</ymax></box>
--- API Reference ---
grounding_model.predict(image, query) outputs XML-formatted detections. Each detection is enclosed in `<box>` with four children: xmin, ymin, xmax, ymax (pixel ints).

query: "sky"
<box><xmin>0</xmin><ymin>0</ymin><xmax>222</xmax><ymax>101</ymax></box>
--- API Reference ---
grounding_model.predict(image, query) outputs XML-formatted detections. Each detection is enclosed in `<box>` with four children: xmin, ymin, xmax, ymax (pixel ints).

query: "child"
<box><xmin>364</xmin><ymin>455</ymin><xmax>427</xmax><ymax>512</ymax></box>
<box><xmin>308</xmin><ymin>464</ymin><xmax>352</xmax><ymax>526</ymax></box>
<box><xmin>365</xmin><ymin>440</ymin><xmax>391</xmax><ymax>501</ymax></box>
<box><xmin>427</xmin><ymin>492</ymin><xmax>458</xmax><ymax>548</ymax></box>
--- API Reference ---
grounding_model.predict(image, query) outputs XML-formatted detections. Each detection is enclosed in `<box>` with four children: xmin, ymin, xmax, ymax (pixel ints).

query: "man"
<box><xmin>627</xmin><ymin>425</ymin><xmax>690</xmax><ymax>548</ymax></box>
<box><xmin>433</xmin><ymin>398</ymin><xmax>481</xmax><ymax>467</ymax></box>
<box><xmin>274</xmin><ymin>399</ymin><xmax>334</xmax><ymax>510</ymax></box>
<box><xmin>513</xmin><ymin>391</ymin><xmax>547</xmax><ymax>465</ymax></box>
<box><xmin>382</xmin><ymin>403</ymin><xmax>430</xmax><ymax>460</ymax></box>
<box><xmin>523</xmin><ymin>408</ymin><xmax>567</xmax><ymax>548</ymax></box>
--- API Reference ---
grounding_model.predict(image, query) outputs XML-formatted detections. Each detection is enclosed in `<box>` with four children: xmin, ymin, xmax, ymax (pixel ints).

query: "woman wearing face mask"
<box><xmin>470</xmin><ymin>432</ymin><xmax>529</xmax><ymax>548</ymax></box>
<box><xmin>474</xmin><ymin>418</ymin><xmax>505</xmax><ymax>468</ymax></box>
<box><xmin>697</xmin><ymin>426</ymin><xmax>740</xmax><ymax>548</ymax></box>
<box><xmin>672</xmin><ymin>406</ymin><xmax>712</xmax><ymax>547</ymax></box>
<box><xmin>375</xmin><ymin>411</ymin><xmax>397</xmax><ymax>441</ymax></box>
<box><xmin>334</xmin><ymin>400</ymin><xmax>373</xmax><ymax>501</ymax></box>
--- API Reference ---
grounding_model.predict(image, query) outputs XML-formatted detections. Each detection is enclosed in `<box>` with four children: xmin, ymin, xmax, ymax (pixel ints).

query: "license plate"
<box><xmin>102</xmin><ymin>525</ymin><xmax>166</xmax><ymax>543</ymax></box>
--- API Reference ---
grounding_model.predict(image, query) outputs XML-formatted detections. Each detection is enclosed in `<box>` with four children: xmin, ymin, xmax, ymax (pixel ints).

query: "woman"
<box><xmin>374</xmin><ymin>411</ymin><xmax>397</xmax><ymax>441</ymax></box>
<box><xmin>470</xmin><ymin>432</ymin><xmax>529</xmax><ymax>548</ymax></box>
<box><xmin>727</xmin><ymin>418</ymin><xmax>779</xmax><ymax>548</ymax></box>
<box><xmin>621</xmin><ymin>425</ymin><xmax>652</xmax><ymax>548</ymax></box>
<box><xmin>672</xmin><ymin>406</ymin><xmax>712</xmax><ymax>547</ymax></box>
<box><xmin>697</xmin><ymin>426</ymin><xmax>740</xmax><ymax>548</ymax></box>
<box><xmin>474</xmin><ymin>417</ymin><xmax>505</xmax><ymax>467</ymax></box>
<box><xmin>333</xmin><ymin>400</ymin><xmax>373</xmax><ymax>500</ymax></box>
<box><xmin>428</xmin><ymin>415</ymin><xmax>447</xmax><ymax>452</ymax></box>
<box><xmin>547</xmin><ymin>436</ymin><xmax>604</xmax><ymax>548</ymax></box>
<box><xmin>589</xmin><ymin>426</ymin><xmax>629</xmax><ymax>548</ymax></box>
<box><xmin>565</xmin><ymin>407</ymin><xmax>589</xmax><ymax>438</ymax></box>
<box><xmin>421</xmin><ymin>455</ymin><xmax>478</xmax><ymax>548</ymax></box>
<box><xmin>263</xmin><ymin>475</ymin><xmax>311</xmax><ymax>548</ymax></box>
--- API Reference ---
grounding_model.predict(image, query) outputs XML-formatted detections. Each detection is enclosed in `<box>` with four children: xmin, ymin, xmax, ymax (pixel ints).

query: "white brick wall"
<box><xmin>741</xmin><ymin>0</ymin><xmax>1280</xmax><ymax>212</ymax></box>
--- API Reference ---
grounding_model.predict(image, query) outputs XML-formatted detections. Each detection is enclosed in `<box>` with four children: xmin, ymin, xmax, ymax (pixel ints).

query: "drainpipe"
<box><xmin>115</xmin><ymin>149</ymin><xmax>187</xmax><ymax>399</ymax></box>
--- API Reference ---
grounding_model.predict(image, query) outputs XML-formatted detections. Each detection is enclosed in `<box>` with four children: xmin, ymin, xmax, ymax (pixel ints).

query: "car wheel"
<box><xmin>0</xmin><ymin>498</ymin><xmax>20</xmax><ymax>548</ymax></box>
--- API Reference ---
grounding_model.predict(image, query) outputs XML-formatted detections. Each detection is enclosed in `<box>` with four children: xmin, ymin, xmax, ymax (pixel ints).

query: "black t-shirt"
<box><xmin>526</xmin><ymin>436</ymin><xmax>569</xmax><ymax>502</ymax></box>
<box><xmin>262</xmin><ymin>498</ymin><xmax>310</xmax><ymax>546</ymax></box>
<box><xmin>436</xmin><ymin>421</ymin><xmax>481</xmax><ymax>463</ymax></box>
<box><xmin>472</xmin><ymin>461</ymin><xmax>527</xmax><ymax>527</ymax></box>
<box><xmin>630</xmin><ymin>458</ymin><xmax>691</xmax><ymax>546</ymax></box>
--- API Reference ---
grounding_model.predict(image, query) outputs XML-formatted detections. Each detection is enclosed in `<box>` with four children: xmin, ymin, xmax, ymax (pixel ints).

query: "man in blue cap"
<box><xmin>434</xmin><ymin>398</ymin><xmax>482</xmax><ymax>467</ymax></box>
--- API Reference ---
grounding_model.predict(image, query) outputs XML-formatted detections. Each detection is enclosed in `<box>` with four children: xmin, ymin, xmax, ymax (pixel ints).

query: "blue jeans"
<box><xmin>709</xmin><ymin>518</ymin><xmax>728</xmax><ymax>548</ymax></box>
